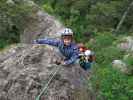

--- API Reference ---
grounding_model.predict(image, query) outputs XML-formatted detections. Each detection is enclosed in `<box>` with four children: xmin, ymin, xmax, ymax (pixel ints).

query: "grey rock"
<box><xmin>118</xmin><ymin>36</ymin><xmax>133</xmax><ymax>52</ymax></box>
<box><xmin>20</xmin><ymin>1</ymin><xmax>65</xmax><ymax>43</ymax></box>
<box><xmin>0</xmin><ymin>44</ymin><xmax>95</xmax><ymax>100</ymax></box>
<box><xmin>112</xmin><ymin>60</ymin><xmax>129</xmax><ymax>74</ymax></box>
<box><xmin>6</xmin><ymin>0</ymin><xmax>15</xmax><ymax>5</ymax></box>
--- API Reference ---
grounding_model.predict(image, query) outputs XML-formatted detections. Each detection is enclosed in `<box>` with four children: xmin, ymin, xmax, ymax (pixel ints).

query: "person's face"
<box><xmin>79</xmin><ymin>47</ymin><xmax>84</xmax><ymax>52</ymax></box>
<box><xmin>62</xmin><ymin>36</ymin><xmax>72</xmax><ymax>46</ymax></box>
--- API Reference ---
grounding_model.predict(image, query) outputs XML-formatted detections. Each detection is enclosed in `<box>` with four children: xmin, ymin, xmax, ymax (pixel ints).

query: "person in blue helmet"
<box><xmin>33</xmin><ymin>28</ymin><xmax>79</xmax><ymax>66</ymax></box>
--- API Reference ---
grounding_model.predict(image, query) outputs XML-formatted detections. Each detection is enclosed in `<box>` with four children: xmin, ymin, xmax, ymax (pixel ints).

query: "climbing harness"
<box><xmin>35</xmin><ymin>64</ymin><xmax>62</xmax><ymax>100</ymax></box>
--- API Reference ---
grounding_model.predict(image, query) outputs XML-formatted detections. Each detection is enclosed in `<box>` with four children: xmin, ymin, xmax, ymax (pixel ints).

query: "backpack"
<box><xmin>78</xmin><ymin>43</ymin><xmax>95</xmax><ymax>62</ymax></box>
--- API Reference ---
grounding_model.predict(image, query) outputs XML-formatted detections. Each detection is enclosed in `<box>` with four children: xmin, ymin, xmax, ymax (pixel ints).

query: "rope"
<box><xmin>35</xmin><ymin>65</ymin><xmax>62</xmax><ymax>100</ymax></box>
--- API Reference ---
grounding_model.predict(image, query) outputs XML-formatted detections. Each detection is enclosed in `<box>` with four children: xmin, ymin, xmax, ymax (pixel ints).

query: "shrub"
<box><xmin>91</xmin><ymin>66</ymin><xmax>133</xmax><ymax>100</ymax></box>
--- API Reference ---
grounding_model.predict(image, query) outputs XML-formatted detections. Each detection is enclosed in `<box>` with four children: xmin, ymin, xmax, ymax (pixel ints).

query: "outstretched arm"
<box><xmin>33</xmin><ymin>38</ymin><xmax>60</xmax><ymax>47</ymax></box>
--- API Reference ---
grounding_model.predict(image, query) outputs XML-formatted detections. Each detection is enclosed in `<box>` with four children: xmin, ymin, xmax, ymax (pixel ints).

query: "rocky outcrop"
<box><xmin>22</xmin><ymin>10</ymin><xmax>64</xmax><ymax>43</ymax></box>
<box><xmin>118</xmin><ymin>36</ymin><xmax>133</xmax><ymax>52</ymax></box>
<box><xmin>112</xmin><ymin>60</ymin><xmax>128</xmax><ymax>74</ymax></box>
<box><xmin>5</xmin><ymin>0</ymin><xmax>64</xmax><ymax>43</ymax></box>
<box><xmin>0</xmin><ymin>44</ymin><xmax>94</xmax><ymax>100</ymax></box>
<box><xmin>115</xmin><ymin>36</ymin><xmax>133</xmax><ymax>75</ymax></box>
<box><xmin>112</xmin><ymin>58</ymin><xmax>133</xmax><ymax>75</ymax></box>
<box><xmin>19</xmin><ymin>0</ymin><xmax>64</xmax><ymax>43</ymax></box>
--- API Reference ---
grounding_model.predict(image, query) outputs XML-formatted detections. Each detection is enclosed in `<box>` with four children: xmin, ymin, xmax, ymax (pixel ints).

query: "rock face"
<box><xmin>116</xmin><ymin>36</ymin><xmax>133</xmax><ymax>75</ymax></box>
<box><xmin>20</xmin><ymin>0</ymin><xmax>64</xmax><ymax>43</ymax></box>
<box><xmin>21</xmin><ymin>10</ymin><xmax>64</xmax><ymax>43</ymax></box>
<box><xmin>0</xmin><ymin>44</ymin><xmax>94</xmax><ymax>100</ymax></box>
<box><xmin>112</xmin><ymin>60</ymin><xmax>128</xmax><ymax>74</ymax></box>
<box><xmin>118</xmin><ymin>36</ymin><xmax>133</xmax><ymax>52</ymax></box>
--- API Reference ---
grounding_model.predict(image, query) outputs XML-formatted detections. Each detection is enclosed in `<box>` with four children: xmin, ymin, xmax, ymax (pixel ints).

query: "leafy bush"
<box><xmin>0</xmin><ymin>0</ymin><xmax>33</xmax><ymax>48</ymax></box>
<box><xmin>96</xmin><ymin>46</ymin><xmax>124</xmax><ymax>65</ymax></box>
<box><xmin>43</xmin><ymin>3</ymin><xmax>54</xmax><ymax>14</ymax></box>
<box><xmin>42</xmin><ymin>0</ymin><xmax>133</xmax><ymax>35</ymax></box>
<box><xmin>85</xmin><ymin>32</ymin><xmax>124</xmax><ymax>65</ymax></box>
<box><xmin>91</xmin><ymin>66</ymin><xmax>133</xmax><ymax>100</ymax></box>
<box><xmin>0</xmin><ymin>39</ymin><xmax>8</xmax><ymax>49</ymax></box>
<box><xmin>92</xmin><ymin>32</ymin><xmax>116</xmax><ymax>48</ymax></box>
<box><xmin>123</xmin><ymin>55</ymin><xmax>133</xmax><ymax>73</ymax></box>
<box><xmin>123</xmin><ymin>55</ymin><xmax>133</xmax><ymax>66</ymax></box>
<box><xmin>86</xmin><ymin>33</ymin><xmax>132</xmax><ymax>100</ymax></box>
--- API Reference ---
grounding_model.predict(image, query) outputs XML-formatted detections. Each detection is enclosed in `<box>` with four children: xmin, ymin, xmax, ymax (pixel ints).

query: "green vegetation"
<box><xmin>87</xmin><ymin>33</ymin><xmax>133</xmax><ymax>100</ymax></box>
<box><xmin>85</xmin><ymin>32</ymin><xmax>124</xmax><ymax>65</ymax></box>
<box><xmin>0</xmin><ymin>0</ymin><xmax>133</xmax><ymax>99</ymax></box>
<box><xmin>0</xmin><ymin>0</ymin><xmax>33</xmax><ymax>49</ymax></box>
<box><xmin>123</xmin><ymin>55</ymin><xmax>133</xmax><ymax>73</ymax></box>
<box><xmin>82</xmin><ymin>32</ymin><xmax>133</xmax><ymax>100</ymax></box>
<box><xmin>42</xmin><ymin>0</ymin><xmax>133</xmax><ymax>34</ymax></box>
<box><xmin>91</xmin><ymin>66</ymin><xmax>133</xmax><ymax>100</ymax></box>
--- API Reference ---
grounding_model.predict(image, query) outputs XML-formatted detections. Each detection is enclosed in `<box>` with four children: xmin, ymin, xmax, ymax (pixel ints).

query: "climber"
<box><xmin>33</xmin><ymin>28</ymin><xmax>79</xmax><ymax>66</ymax></box>
<box><xmin>78</xmin><ymin>43</ymin><xmax>95</xmax><ymax>70</ymax></box>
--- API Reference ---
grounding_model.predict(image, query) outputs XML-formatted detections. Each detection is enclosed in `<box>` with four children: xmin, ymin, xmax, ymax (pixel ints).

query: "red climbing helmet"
<box><xmin>77</xmin><ymin>43</ymin><xmax>87</xmax><ymax>52</ymax></box>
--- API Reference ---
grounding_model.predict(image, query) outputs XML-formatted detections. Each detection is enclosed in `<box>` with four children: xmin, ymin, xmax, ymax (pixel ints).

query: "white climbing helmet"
<box><xmin>61</xmin><ymin>28</ymin><xmax>73</xmax><ymax>36</ymax></box>
<box><xmin>84</xmin><ymin>50</ymin><xmax>92</xmax><ymax>56</ymax></box>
